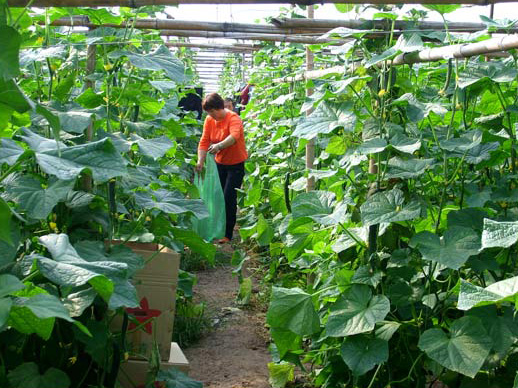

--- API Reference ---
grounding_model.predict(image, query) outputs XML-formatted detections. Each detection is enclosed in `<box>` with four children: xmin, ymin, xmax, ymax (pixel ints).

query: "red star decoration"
<box><xmin>126</xmin><ymin>297</ymin><xmax>162</xmax><ymax>335</ymax></box>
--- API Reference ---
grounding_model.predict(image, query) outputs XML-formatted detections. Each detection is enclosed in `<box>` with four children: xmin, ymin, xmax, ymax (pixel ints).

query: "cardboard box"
<box><xmin>111</xmin><ymin>244</ymin><xmax>180</xmax><ymax>361</ymax></box>
<box><xmin>117</xmin><ymin>342</ymin><xmax>190</xmax><ymax>388</ymax></box>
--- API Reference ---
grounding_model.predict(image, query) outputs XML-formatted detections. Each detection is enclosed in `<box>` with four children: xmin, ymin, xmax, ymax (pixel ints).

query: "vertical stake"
<box><xmin>81</xmin><ymin>33</ymin><xmax>96</xmax><ymax>192</ymax></box>
<box><xmin>305</xmin><ymin>5</ymin><xmax>315</xmax><ymax>192</ymax></box>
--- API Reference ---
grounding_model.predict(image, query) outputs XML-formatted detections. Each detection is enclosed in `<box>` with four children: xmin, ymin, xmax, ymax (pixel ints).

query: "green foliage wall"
<box><xmin>0</xmin><ymin>4</ymin><xmax>206</xmax><ymax>387</ymax></box>
<box><xmin>237</xmin><ymin>7</ymin><xmax>518</xmax><ymax>388</ymax></box>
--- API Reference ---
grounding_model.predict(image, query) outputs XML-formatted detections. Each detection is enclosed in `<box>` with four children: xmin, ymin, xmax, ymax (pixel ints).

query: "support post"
<box><xmin>81</xmin><ymin>41</ymin><xmax>96</xmax><ymax>192</ymax></box>
<box><xmin>305</xmin><ymin>5</ymin><xmax>315</xmax><ymax>192</ymax></box>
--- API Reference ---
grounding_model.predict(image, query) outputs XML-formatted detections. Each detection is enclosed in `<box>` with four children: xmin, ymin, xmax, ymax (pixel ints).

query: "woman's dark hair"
<box><xmin>202</xmin><ymin>93</ymin><xmax>225</xmax><ymax>111</ymax></box>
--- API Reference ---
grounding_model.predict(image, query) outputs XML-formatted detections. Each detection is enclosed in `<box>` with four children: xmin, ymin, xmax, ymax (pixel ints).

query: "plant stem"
<box><xmin>76</xmin><ymin>359</ymin><xmax>94</xmax><ymax>388</ymax></box>
<box><xmin>349</xmin><ymin>85</ymin><xmax>376</xmax><ymax>119</ymax></box>
<box><xmin>0</xmin><ymin>160</ymin><xmax>23</xmax><ymax>183</ymax></box>
<box><xmin>367</xmin><ymin>363</ymin><xmax>383</xmax><ymax>388</ymax></box>
<box><xmin>385</xmin><ymin>353</ymin><xmax>424</xmax><ymax>386</ymax></box>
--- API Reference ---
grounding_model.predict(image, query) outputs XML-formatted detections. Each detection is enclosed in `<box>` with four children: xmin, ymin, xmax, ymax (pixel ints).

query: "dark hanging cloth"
<box><xmin>179</xmin><ymin>87</ymin><xmax>203</xmax><ymax>119</ymax></box>
<box><xmin>240</xmin><ymin>84</ymin><xmax>251</xmax><ymax>106</ymax></box>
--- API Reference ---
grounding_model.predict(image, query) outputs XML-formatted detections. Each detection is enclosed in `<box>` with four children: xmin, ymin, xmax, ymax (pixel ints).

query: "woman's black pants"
<box><xmin>216</xmin><ymin>161</ymin><xmax>245</xmax><ymax>240</ymax></box>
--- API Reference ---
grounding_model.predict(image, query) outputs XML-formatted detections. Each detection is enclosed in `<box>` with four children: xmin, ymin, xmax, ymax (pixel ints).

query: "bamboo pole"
<box><xmin>51</xmin><ymin>17</ymin><xmax>325</xmax><ymax>35</ymax></box>
<box><xmin>306</xmin><ymin>5</ymin><xmax>315</xmax><ymax>193</ymax></box>
<box><xmin>390</xmin><ymin>33</ymin><xmax>518</xmax><ymax>65</ymax></box>
<box><xmin>47</xmin><ymin>15</ymin><xmax>518</xmax><ymax>36</ymax></box>
<box><xmin>160</xmin><ymin>29</ymin><xmax>342</xmax><ymax>44</ymax></box>
<box><xmin>8</xmin><ymin>0</ymin><xmax>517</xmax><ymax>6</ymax></box>
<box><xmin>81</xmin><ymin>40</ymin><xmax>96</xmax><ymax>192</ymax></box>
<box><xmin>166</xmin><ymin>41</ymin><xmax>260</xmax><ymax>51</ymax></box>
<box><xmin>273</xmin><ymin>34</ymin><xmax>518</xmax><ymax>83</ymax></box>
<box><xmin>272</xmin><ymin>17</ymin><xmax>518</xmax><ymax>34</ymax></box>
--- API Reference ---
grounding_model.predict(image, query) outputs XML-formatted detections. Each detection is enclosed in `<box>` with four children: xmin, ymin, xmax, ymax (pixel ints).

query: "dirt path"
<box><xmin>183</xmin><ymin>263</ymin><xmax>271</xmax><ymax>388</ymax></box>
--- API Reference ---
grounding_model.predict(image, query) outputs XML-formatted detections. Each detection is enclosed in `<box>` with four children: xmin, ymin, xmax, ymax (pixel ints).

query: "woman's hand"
<box><xmin>195</xmin><ymin>161</ymin><xmax>204</xmax><ymax>172</ymax></box>
<box><xmin>208</xmin><ymin>143</ymin><xmax>222</xmax><ymax>154</ymax></box>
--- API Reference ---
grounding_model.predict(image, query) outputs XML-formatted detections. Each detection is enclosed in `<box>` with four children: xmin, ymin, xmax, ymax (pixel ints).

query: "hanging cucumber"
<box><xmin>284</xmin><ymin>172</ymin><xmax>291</xmax><ymax>213</ymax></box>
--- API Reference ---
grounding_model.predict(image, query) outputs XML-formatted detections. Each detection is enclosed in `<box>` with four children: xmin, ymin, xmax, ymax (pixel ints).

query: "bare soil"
<box><xmin>183</xmin><ymin>256</ymin><xmax>271</xmax><ymax>388</ymax></box>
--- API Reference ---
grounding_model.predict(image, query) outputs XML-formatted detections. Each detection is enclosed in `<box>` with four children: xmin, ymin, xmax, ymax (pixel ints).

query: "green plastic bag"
<box><xmin>193</xmin><ymin>154</ymin><xmax>226</xmax><ymax>241</ymax></box>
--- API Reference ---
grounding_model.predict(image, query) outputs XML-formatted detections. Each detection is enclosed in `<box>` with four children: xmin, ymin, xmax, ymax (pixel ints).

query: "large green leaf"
<box><xmin>447</xmin><ymin>208</ymin><xmax>487</xmax><ymax>232</ymax></box>
<box><xmin>19</xmin><ymin>46</ymin><xmax>66</xmax><ymax>66</ymax></box>
<box><xmin>75</xmin><ymin>88</ymin><xmax>104</xmax><ymax>109</ymax></box>
<box><xmin>170</xmin><ymin>227</ymin><xmax>216</xmax><ymax>264</ymax></box>
<box><xmin>356</xmin><ymin>138</ymin><xmax>387</xmax><ymax>155</ymax></box>
<box><xmin>292</xmin><ymin>101</ymin><xmax>355</xmax><ymax>140</ymax></box>
<box><xmin>268</xmin><ymin>362</ymin><xmax>295</xmax><ymax>388</ymax></box>
<box><xmin>0</xmin><ymin>223</ymin><xmax>20</xmax><ymax>267</ymax></box>
<box><xmin>14</xmin><ymin>293</ymin><xmax>74</xmax><ymax>323</ymax></box>
<box><xmin>0</xmin><ymin>274</ymin><xmax>24</xmax><ymax>298</ymax></box>
<box><xmin>131</xmin><ymin>134</ymin><xmax>173</xmax><ymax>160</ymax></box>
<box><xmin>134</xmin><ymin>190</ymin><xmax>208</xmax><ymax>219</ymax></box>
<box><xmin>0</xmin><ymin>78</ymin><xmax>33</xmax><ymax>112</ymax></box>
<box><xmin>7</xmin><ymin>362</ymin><xmax>70</xmax><ymax>388</ymax></box>
<box><xmin>0</xmin><ymin>26</ymin><xmax>21</xmax><ymax>80</ymax></box>
<box><xmin>0</xmin><ymin>138</ymin><xmax>25</xmax><ymax>165</ymax></box>
<box><xmin>394</xmin><ymin>33</ymin><xmax>424</xmax><ymax>53</ymax></box>
<box><xmin>109</xmin><ymin>46</ymin><xmax>186</xmax><ymax>82</ymax></box>
<box><xmin>62</xmin><ymin>288</ymin><xmax>97</xmax><ymax>317</ymax></box>
<box><xmin>410</xmin><ymin>226</ymin><xmax>481</xmax><ymax>270</ymax></box>
<box><xmin>423</xmin><ymin>4</ymin><xmax>461</xmax><ymax>14</ymax></box>
<box><xmin>292</xmin><ymin>191</ymin><xmax>334</xmax><ymax>219</ymax></box>
<box><xmin>256</xmin><ymin>214</ymin><xmax>274</xmax><ymax>246</ymax></box>
<box><xmin>0</xmin><ymin>197</ymin><xmax>12</xmax><ymax>245</ymax></box>
<box><xmin>389</xmin><ymin>133</ymin><xmax>421</xmax><ymax>154</ymax></box>
<box><xmin>75</xmin><ymin>241</ymin><xmax>143</xmax><ymax>276</ymax></box>
<box><xmin>6</xmin><ymin>176</ymin><xmax>74</xmax><ymax>219</ymax></box>
<box><xmin>36</xmin><ymin>256</ymin><xmax>114</xmax><ymax>302</ymax></box>
<box><xmin>149</xmin><ymin>80</ymin><xmax>177</xmax><ymax>93</ymax></box>
<box><xmin>481</xmin><ymin>218</ymin><xmax>518</xmax><ymax>249</ymax></box>
<box><xmin>456</xmin><ymin>142</ymin><xmax>500</xmax><ymax>164</ymax></box>
<box><xmin>37</xmin><ymin>234</ymin><xmax>129</xmax><ymax>301</ymax></box>
<box><xmin>108</xmin><ymin>278</ymin><xmax>138</xmax><ymax>309</ymax></box>
<box><xmin>458</xmin><ymin>276</ymin><xmax>518</xmax><ymax>310</ymax></box>
<box><xmin>366</xmin><ymin>47</ymin><xmax>399</xmax><ymax>68</ymax></box>
<box><xmin>440</xmin><ymin>130</ymin><xmax>482</xmax><ymax>152</ymax></box>
<box><xmin>8</xmin><ymin>285</ymin><xmax>55</xmax><ymax>339</ymax></box>
<box><xmin>467</xmin><ymin>306</ymin><xmax>517</xmax><ymax>358</ymax></box>
<box><xmin>271</xmin><ymin>328</ymin><xmax>302</xmax><ymax>359</ymax></box>
<box><xmin>340</xmin><ymin>336</ymin><xmax>388</xmax><ymax>376</ymax></box>
<box><xmin>35</xmin><ymin>138</ymin><xmax>127</xmax><ymax>182</ymax></box>
<box><xmin>458</xmin><ymin>61</ymin><xmax>517</xmax><ymax>88</ymax></box>
<box><xmin>360</xmin><ymin>188</ymin><xmax>422</xmax><ymax>226</ymax></box>
<box><xmin>0</xmin><ymin>297</ymin><xmax>12</xmax><ymax>327</ymax></box>
<box><xmin>58</xmin><ymin>110</ymin><xmax>93</xmax><ymax>134</ymax></box>
<box><xmin>156</xmin><ymin>368</ymin><xmax>203</xmax><ymax>388</ymax></box>
<box><xmin>392</xmin><ymin>93</ymin><xmax>446</xmax><ymax>122</ymax></box>
<box><xmin>385</xmin><ymin>157</ymin><xmax>434</xmax><ymax>179</ymax></box>
<box><xmin>326</xmin><ymin>285</ymin><xmax>390</xmax><ymax>337</ymax></box>
<box><xmin>21</xmin><ymin>127</ymin><xmax>64</xmax><ymax>152</ymax></box>
<box><xmin>418</xmin><ymin>316</ymin><xmax>492</xmax><ymax>378</ymax></box>
<box><xmin>267</xmin><ymin>287</ymin><xmax>320</xmax><ymax>336</ymax></box>
<box><xmin>35</xmin><ymin>104</ymin><xmax>61</xmax><ymax>146</ymax></box>
<box><xmin>38</xmin><ymin>234</ymin><xmax>83</xmax><ymax>262</ymax></box>
<box><xmin>332</xmin><ymin>227</ymin><xmax>368</xmax><ymax>252</ymax></box>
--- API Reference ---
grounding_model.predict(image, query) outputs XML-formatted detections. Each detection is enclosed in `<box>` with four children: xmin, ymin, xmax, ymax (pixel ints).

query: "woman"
<box><xmin>195</xmin><ymin>93</ymin><xmax>248</xmax><ymax>244</ymax></box>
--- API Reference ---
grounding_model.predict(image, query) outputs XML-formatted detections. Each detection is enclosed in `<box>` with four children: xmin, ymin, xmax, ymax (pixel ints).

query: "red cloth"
<box><xmin>240</xmin><ymin>84</ymin><xmax>251</xmax><ymax>105</ymax></box>
<box><xmin>198</xmin><ymin>109</ymin><xmax>248</xmax><ymax>165</ymax></box>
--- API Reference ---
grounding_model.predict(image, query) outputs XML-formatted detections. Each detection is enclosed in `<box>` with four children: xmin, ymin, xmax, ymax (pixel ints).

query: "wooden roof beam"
<box><xmin>7</xmin><ymin>0</ymin><xmax>516</xmax><ymax>6</ymax></box>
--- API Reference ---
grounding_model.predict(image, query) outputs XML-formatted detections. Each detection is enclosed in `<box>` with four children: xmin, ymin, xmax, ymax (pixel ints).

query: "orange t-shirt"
<box><xmin>198</xmin><ymin>109</ymin><xmax>248</xmax><ymax>165</ymax></box>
